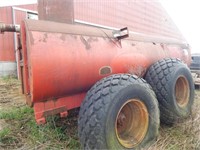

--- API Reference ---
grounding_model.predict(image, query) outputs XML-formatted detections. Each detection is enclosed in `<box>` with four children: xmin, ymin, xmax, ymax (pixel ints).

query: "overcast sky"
<box><xmin>0</xmin><ymin>0</ymin><xmax>199</xmax><ymax>53</ymax></box>
<box><xmin>160</xmin><ymin>0</ymin><xmax>200</xmax><ymax>53</ymax></box>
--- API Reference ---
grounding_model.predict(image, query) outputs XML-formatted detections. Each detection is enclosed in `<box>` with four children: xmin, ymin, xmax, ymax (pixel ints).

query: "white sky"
<box><xmin>160</xmin><ymin>0</ymin><xmax>200</xmax><ymax>53</ymax></box>
<box><xmin>0</xmin><ymin>0</ymin><xmax>37</xmax><ymax>7</ymax></box>
<box><xmin>0</xmin><ymin>0</ymin><xmax>199</xmax><ymax>53</ymax></box>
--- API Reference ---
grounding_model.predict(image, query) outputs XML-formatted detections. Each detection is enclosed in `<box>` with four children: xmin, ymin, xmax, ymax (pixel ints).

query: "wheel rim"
<box><xmin>115</xmin><ymin>99</ymin><xmax>149</xmax><ymax>148</ymax></box>
<box><xmin>175</xmin><ymin>76</ymin><xmax>190</xmax><ymax>107</ymax></box>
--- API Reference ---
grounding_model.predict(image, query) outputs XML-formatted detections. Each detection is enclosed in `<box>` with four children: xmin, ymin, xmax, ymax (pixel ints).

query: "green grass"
<box><xmin>0</xmin><ymin>128</ymin><xmax>11</xmax><ymax>140</ymax></box>
<box><xmin>0</xmin><ymin>107</ymin><xmax>80</xmax><ymax>149</ymax></box>
<box><xmin>0</xmin><ymin>127</ymin><xmax>18</xmax><ymax>147</ymax></box>
<box><xmin>0</xmin><ymin>107</ymin><xmax>33</xmax><ymax>120</ymax></box>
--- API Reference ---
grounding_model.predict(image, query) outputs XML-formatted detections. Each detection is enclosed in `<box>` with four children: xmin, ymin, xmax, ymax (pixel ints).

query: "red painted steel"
<box><xmin>34</xmin><ymin>93</ymin><xmax>85</xmax><ymax>124</ymax></box>
<box><xmin>20</xmin><ymin>19</ymin><xmax>190</xmax><ymax>123</ymax></box>
<box><xmin>0</xmin><ymin>4</ymin><xmax>37</xmax><ymax>62</ymax></box>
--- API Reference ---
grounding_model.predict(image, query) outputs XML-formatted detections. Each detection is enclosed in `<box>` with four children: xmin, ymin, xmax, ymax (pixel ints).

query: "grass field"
<box><xmin>0</xmin><ymin>77</ymin><xmax>200</xmax><ymax>150</ymax></box>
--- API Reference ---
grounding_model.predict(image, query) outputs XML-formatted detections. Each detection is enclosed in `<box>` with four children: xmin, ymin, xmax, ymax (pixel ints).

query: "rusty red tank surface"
<box><xmin>19</xmin><ymin>19</ymin><xmax>190</xmax><ymax>124</ymax></box>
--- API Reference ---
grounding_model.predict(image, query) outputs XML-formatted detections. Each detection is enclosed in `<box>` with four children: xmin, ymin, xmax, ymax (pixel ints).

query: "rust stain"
<box><xmin>131</xmin><ymin>43</ymin><xmax>136</xmax><ymax>46</ymax></box>
<box><xmin>60</xmin><ymin>34</ymin><xmax>66</xmax><ymax>41</ymax></box>
<box><xmin>43</xmin><ymin>106</ymin><xmax>67</xmax><ymax>117</ymax></box>
<box><xmin>80</xmin><ymin>36</ymin><xmax>91</xmax><ymax>50</ymax></box>
<box><xmin>29</xmin><ymin>32</ymin><xmax>34</xmax><ymax>45</ymax></box>
<box><xmin>43</xmin><ymin>33</ymin><xmax>48</xmax><ymax>42</ymax></box>
<box><xmin>102</xmin><ymin>37</ymin><xmax>107</xmax><ymax>41</ymax></box>
<box><xmin>128</xmin><ymin>65</ymin><xmax>146</xmax><ymax>77</ymax></box>
<box><xmin>160</xmin><ymin>43</ymin><xmax>164</xmax><ymax>49</ymax></box>
<box><xmin>87</xmin><ymin>37</ymin><xmax>98</xmax><ymax>43</ymax></box>
<box><xmin>71</xmin><ymin>35</ymin><xmax>77</xmax><ymax>39</ymax></box>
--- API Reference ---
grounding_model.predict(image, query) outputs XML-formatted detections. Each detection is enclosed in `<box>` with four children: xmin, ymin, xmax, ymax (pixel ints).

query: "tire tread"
<box><xmin>78</xmin><ymin>74</ymin><xmax>157</xmax><ymax>149</ymax></box>
<box><xmin>145</xmin><ymin>58</ymin><xmax>187</xmax><ymax>124</ymax></box>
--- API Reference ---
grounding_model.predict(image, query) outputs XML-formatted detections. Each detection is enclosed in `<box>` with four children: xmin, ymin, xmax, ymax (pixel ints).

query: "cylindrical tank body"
<box><xmin>20</xmin><ymin>19</ymin><xmax>190</xmax><ymax>103</ymax></box>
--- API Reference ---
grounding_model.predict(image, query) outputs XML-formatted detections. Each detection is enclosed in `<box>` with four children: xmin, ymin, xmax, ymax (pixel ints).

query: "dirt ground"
<box><xmin>0</xmin><ymin>77</ymin><xmax>200</xmax><ymax>149</ymax></box>
<box><xmin>0</xmin><ymin>78</ymin><xmax>25</xmax><ymax>108</ymax></box>
<box><xmin>0</xmin><ymin>78</ymin><xmax>25</xmax><ymax>130</ymax></box>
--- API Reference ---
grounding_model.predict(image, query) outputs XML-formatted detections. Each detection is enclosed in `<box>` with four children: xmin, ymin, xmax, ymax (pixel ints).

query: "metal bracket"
<box><xmin>113</xmin><ymin>27</ymin><xmax>129</xmax><ymax>40</ymax></box>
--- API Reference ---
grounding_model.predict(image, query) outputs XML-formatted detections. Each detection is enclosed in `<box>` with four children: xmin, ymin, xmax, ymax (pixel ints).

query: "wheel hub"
<box><xmin>175</xmin><ymin>76</ymin><xmax>190</xmax><ymax>107</ymax></box>
<box><xmin>115</xmin><ymin>99</ymin><xmax>149</xmax><ymax>148</ymax></box>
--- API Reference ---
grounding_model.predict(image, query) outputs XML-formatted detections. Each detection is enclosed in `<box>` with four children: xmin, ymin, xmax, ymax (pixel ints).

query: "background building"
<box><xmin>0</xmin><ymin>4</ymin><xmax>37</xmax><ymax>76</ymax></box>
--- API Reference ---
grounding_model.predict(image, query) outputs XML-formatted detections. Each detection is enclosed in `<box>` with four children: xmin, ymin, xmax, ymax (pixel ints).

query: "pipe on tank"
<box><xmin>0</xmin><ymin>23</ymin><xmax>20</xmax><ymax>33</ymax></box>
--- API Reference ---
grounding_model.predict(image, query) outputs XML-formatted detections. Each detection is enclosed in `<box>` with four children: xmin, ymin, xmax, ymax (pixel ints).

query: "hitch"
<box><xmin>0</xmin><ymin>23</ymin><xmax>20</xmax><ymax>33</ymax></box>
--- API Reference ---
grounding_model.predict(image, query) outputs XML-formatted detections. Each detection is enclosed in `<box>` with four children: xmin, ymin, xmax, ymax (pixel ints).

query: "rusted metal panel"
<box><xmin>22</xmin><ymin>19</ymin><xmax>190</xmax><ymax>104</ymax></box>
<box><xmin>74</xmin><ymin>0</ymin><xmax>185</xmax><ymax>41</ymax></box>
<box><xmin>0</xmin><ymin>4</ymin><xmax>37</xmax><ymax>62</ymax></box>
<box><xmin>34</xmin><ymin>93</ymin><xmax>85</xmax><ymax>124</ymax></box>
<box><xmin>25</xmin><ymin>19</ymin><xmax>187</xmax><ymax>47</ymax></box>
<box><xmin>21</xmin><ymin>19</ymin><xmax>191</xmax><ymax>122</ymax></box>
<box><xmin>38</xmin><ymin>0</ymin><xmax>74</xmax><ymax>23</ymax></box>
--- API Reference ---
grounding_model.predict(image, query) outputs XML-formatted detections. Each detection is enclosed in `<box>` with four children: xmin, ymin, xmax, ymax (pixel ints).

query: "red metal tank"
<box><xmin>19</xmin><ymin>19</ymin><xmax>190</xmax><ymax>124</ymax></box>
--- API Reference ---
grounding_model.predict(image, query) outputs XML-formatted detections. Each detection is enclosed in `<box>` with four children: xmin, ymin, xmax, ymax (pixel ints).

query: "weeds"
<box><xmin>0</xmin><ymin>128</ymin><xmax>11</xmax><ymax>140</ymax></box>
<box><xmin>0</xmin><ymin>106</ymin><xmax>80</xmax><ymax>149</ymax></box>
<box><xmin>0</xmin><ymin>107</ymin><xmax>33</xmax><ymax>120</ymax></box>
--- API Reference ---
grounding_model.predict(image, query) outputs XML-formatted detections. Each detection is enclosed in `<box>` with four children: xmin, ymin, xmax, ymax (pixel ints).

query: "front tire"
<box><xmin>78</xmin><ymin>74</ymin><xmax>160</xmax><ymax>149</ymax></box>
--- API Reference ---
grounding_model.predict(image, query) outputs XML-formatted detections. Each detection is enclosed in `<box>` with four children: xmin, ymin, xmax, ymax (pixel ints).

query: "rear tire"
<box><xmin>145</xmin><ymin>58</ymin><xmax>194</xmax><ymax>124</ymax></box>
<box><xmin>78</xmin><ymin>74</ymin><xmax>160</xmax><ymax>149</ymax></box>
